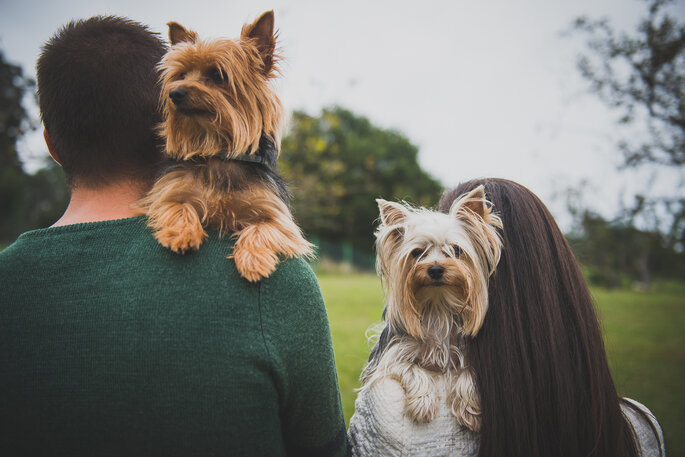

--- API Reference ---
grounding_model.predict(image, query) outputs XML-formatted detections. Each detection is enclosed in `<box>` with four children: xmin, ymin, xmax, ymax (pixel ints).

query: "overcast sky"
<box><xmin>1</xmin><ymin>0</ymin><xmax>683</xmax><ymax>229</ymax></box>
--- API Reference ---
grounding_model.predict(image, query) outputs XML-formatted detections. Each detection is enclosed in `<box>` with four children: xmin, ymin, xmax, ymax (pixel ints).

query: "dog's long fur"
<box><xmin>135</xmin><ymin>11</ymin><xmax>313</xmax><ymax>281</ymax></box>
<box><xmin>360</xmin><ymin>186</ymin><xmax>502</xmax><ymax>430</ymax></box>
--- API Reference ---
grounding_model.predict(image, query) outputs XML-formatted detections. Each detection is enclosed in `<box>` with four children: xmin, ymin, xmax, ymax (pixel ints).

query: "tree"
<box><xmin>0</xmin><ymin>50</ymin><xmax>34</xmax><ymax>171</ymax></box>
<box><xmin>0</xmin><ymin>50</ymin><xmax>68</xmax><ymax>245</ymax></box>
<box><xmin>572</xmin><ymin>0</ymin><xmax>685</xmax><ymax>246</ymax></box>
<box><xmin>280</xmin><ymin>106</ymin><xmax>443</xmax><ymax>252</ymax></box>
<box><xmin>567</xmin><ymin>210</ymin><xmax>685</xmax><ymax>288</ymax></box>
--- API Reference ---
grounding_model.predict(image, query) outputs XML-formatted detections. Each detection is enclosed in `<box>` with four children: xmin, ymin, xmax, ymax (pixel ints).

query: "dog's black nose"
<box><xmin>169</xmin><ymin>88</ymin><xmax>187</xmax><ymax>104</ymax></box>
<box><xmin>428</xmin><ymin>265</ymin><xmax>444</xmax><ymax>280</ymax></box>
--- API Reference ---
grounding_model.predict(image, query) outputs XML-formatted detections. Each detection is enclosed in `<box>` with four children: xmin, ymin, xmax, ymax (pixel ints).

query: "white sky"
<box><xmin>1</xmin><ymin>0</ymin><xmax>683</xmax><ymax>230</ymax></box>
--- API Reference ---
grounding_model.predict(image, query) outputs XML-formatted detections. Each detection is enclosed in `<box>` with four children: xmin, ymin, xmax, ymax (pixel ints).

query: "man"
<box><xmin>0</xmin><ymin>16</ymin><xmax>348</xmax><ymax>457</ymax></box>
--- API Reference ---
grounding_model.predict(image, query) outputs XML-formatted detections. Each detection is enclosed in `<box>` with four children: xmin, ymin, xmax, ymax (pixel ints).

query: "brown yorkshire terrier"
<box><xmin>360</xmin><ymin>186</ymin><xmax>502</xmax><ymax>431</ymax></box>
<box><xmin>136</xmin><ymin>11</ymin><xmax>313</xmax><ymax>282</ymax></box>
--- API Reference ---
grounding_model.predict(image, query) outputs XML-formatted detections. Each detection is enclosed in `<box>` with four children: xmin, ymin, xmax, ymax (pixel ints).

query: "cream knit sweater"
<box><xmin>348</xmin><ymin>377</ymin><xmax>664</xmax><ymax>457</ymax></box>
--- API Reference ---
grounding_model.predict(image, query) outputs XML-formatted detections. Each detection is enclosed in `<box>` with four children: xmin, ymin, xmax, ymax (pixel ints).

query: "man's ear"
<box><xmin>44</xmin><ymin>129</ymin><xmax>61</xmax><ymax>166</ymax></box>
<box><xmin>240</xmin><ymin>10</ymin><xmax>276</xmax><ymax>75</ymax></box>
<box><xmin>167</xmin><ymin>22</ymin><xmax>198</xmax><ymax>45</ymax></box>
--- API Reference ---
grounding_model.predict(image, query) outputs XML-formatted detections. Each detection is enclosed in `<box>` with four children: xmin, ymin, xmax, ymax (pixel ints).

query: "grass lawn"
<box><xmin>320</xmin><ymin>273</ymin><xmax>685</xmax><ymax>457</ymax></box>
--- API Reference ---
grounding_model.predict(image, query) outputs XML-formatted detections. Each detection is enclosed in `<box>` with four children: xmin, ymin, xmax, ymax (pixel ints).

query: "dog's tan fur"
<box><xmin>135</xmin><ymin>11</ymin><xmax>313</xmax><ymax>281</ymax></box>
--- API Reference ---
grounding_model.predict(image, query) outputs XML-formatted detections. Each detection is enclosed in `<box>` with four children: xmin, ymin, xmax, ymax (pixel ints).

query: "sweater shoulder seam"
<box><xmin>257</xmin><ymin>281</ymin><xmax>273</xmax><ymax>362</ymax></box>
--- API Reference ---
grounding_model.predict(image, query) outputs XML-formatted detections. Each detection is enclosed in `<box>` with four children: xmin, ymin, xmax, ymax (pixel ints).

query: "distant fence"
<box><xmin>309</xmin><ymin>236</ymin><xmax>376</xmax><ymax>272</ymax></box>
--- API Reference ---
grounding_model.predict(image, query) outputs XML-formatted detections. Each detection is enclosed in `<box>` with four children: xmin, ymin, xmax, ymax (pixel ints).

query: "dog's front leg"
<box><xmin>137</xmin><ymin>172</ymin><xmax>207</xmax><ymax>254</ymax></box>
<box><xmin>449</xmin><ymin>367</ymin><xmax>482</xmax><ymax>431</ymax></box>
<box><xmin>232</xmin><ymin>218</ymin><xmax>313</xmax><ymax>282</ymax></box>
<box><xmin>232</xmin><ymin>222</ymin><xmax>281</xmax><ymax>282</ymax></box>
<box><xmin>231</xmin><ymin>189</ymin><xmax>313</xmax><ymax>282</ymax></box>
<box><xmin>389</xmin><ymin>363</ymin><xmax>439</xmax><ymax>424</ymax></box>
<box><xmin>150</xmin><ymin>202</ymin><xmax>207</xmax><ymax>254</ymax></box>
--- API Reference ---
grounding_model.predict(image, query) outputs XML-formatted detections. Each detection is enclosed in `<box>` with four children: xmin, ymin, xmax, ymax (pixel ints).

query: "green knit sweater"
<box><xmin>0</xmin><ymin>217</ymin><xmax>348</xmax><ymax>457</ymax></box>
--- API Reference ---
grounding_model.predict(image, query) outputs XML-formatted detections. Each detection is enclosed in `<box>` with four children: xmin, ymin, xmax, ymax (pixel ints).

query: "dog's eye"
<box><xmin>453</xmin><ymin>245</ymin><xmax>463</xmax><ymax>257</ymax></box>
<box><xmin>411</xmin><ymin>248</ymin><xmax>424</xmax><ymax>259</ymax></box>
<box><xmin>209</xmin><ymin>68</ymin><xmax>225</xmax><ymax>83</ymax></box>
<box><xmin>179</xmin><ymin>72</ymin><xmax>186</xmax><ymax>80</ymax></box>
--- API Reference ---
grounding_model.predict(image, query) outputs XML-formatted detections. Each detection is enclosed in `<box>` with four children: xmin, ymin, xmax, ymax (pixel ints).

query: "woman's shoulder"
<box><xmin>348</xmin><ymin>377</ymin><xmax>479</xmax><ymax>457</ymax></box>
<box><xmin>348</xmin><ymin>377</ymin><xmax>407</xmax><ymax>455</ymax></box>
<box><xmin>620</xmin><ymin>398</ymin><xmax>665</xmax><ymax>457</ymax></box>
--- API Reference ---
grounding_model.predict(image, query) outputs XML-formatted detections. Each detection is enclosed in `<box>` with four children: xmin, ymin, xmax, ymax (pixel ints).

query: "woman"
<box><xmin>348</xmin><ymin>178</ymin><xmax>664</xmax><ymax>457</ymax></box>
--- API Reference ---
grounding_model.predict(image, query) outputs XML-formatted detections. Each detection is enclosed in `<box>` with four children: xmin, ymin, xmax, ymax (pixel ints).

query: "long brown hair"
<box><xmin>439</xmin><ymin>178</ymin><xmax>640</xmax><ymax>457</ymax></box>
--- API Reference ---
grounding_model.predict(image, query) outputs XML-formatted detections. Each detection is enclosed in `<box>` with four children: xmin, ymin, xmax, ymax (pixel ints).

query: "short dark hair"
<box><xmin>439</xmin><ymin>178</ymin><xmax>643</xmax><ymax>457</ymax></box>
<box><xmin>37</xmin><ymin>16</ymin><xmax>167</xmax><ymax>187</ymax></box>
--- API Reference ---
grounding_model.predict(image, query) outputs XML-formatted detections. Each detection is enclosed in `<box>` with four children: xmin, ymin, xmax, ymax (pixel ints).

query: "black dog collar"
<box><xmin>173</xmin><ymin>134</ymin><xmax>277</xmax><ymax>170</ymax></box>
<box><xmin>217</xmin><ymin>151</ymin><xmax>269</xmax><ymax>167</ymax></box>
<box><xmin>176</xmin><ymin>150</ymin><xmax>271</xmax><ymax>169</ymax></box>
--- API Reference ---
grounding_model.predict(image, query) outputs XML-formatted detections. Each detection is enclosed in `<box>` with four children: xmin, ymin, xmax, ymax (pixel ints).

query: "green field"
<box><xmin>319</xmin><ymin>273</ymin><xmax>685</xmax><ymax>456</ymax></box>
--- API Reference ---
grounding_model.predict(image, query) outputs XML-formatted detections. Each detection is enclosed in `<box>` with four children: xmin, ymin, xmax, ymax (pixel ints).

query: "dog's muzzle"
<box><xmin>169</xmin><ymin>88</ymin><xmax>188</xmax><ymax>105</ymax></box>
<box><xmin>428</xmin><ymin>265</ymin><xmax>445</xmax><ymax>280</ymax></box>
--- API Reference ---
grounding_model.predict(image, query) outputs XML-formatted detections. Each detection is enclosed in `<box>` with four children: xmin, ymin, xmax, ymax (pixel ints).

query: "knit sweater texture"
<box><xmin>0</xmin><ymin>217</ymin><xmax>348</xmax><ymax>457</ymax></box>
<box><xmin>348</xmin><ymin>377</ymin><xmax>665</xmax><ymax>457</ymax></box>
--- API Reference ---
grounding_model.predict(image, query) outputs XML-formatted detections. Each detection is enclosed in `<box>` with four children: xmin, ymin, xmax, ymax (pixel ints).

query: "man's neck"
<box><xmin>52</xmin><ymin>179</ymin><xmax>148</xmax><ymax>227</ymax></box>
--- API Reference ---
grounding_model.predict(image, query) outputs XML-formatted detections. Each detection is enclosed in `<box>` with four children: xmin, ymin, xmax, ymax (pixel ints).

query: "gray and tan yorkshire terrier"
<box><xmin>136</xmin><ymin>11</ymin><xmax>313</xmax><ymax>282</ymax></box>
<box><xmin>361</xmin><ymin>186</ymin><xmax>503</xmax><ymax>431</ymax></box>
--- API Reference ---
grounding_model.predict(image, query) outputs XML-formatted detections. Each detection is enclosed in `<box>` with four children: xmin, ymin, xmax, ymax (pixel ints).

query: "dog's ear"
<box><xmin>241</xmin><ymin>10</ymin><xmax>276</xmax><ymax>75</ymax></box>
<box><xmin>450</xmin><ymin>185</ymin><xmax>489</xmax><ymax>219</ymax></box>
<box><xmin>377</xmin><ymin>199</ymin><xmax>409</xmax><ymax>227</ymax></box>
<box><xmin>451</xmin><ymin>185</ymin><xmax>503</xmax><ymax>281</ymax></box>
<box><xmin>168</xmin><ymin>22</ymin><xmax>198</xmax><ymax>45</ymax></box>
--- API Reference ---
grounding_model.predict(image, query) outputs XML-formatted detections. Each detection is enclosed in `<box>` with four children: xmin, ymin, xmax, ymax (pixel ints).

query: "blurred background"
<box><xmin>1</xmin><ymin>0</ymin><xmax>684</xmax><ymax>454</ymax></box>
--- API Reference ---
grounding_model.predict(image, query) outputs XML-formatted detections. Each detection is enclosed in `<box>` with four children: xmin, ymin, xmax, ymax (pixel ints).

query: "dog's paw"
<box><xmin>232</xmin><ymin>244</ymin><xmax>279</xmax><ymax>282</ymax></box>
<box><xmin>287</xmin><ymin>237</ymin><xmax>316</xmax><ymax>260</ymax></box>
<box><xmin>405</xmin><ymin>394</ymin><xmax>438</xmax><ymax>424</ymax></box>
<box><xmin>155</xmin><ymin>224</ymin><xmax>206</xmax><ymax>254</ymax></box>
<box><xmin>150</xmin><ymin>202</ymin><xmax>206</xmax><ymax>254</ymax></box>
<box><xmin>452</xmin><ymin>399</ymin><xmax>481</xmax><ymax>432</ymax></box>
<box><xmin>450</xmin><ymin>368</ymin><xmax>482</xmax><ymax>432</ymax></box>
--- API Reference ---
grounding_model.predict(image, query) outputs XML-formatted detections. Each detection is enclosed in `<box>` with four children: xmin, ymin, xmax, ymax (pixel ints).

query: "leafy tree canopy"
<box><xmin>0</xmin><ymin>50</ymin><xmax>34</xmax><ymax>170</ymax></box>
<box><xmin>574</xmin><ymin>0</ymin><xmax>685</xmax><ymax>168</ymax></box>
<box><xmin>280</xmin><ymin>106</ymin><xmax>443</xmax><ymax>252</ymax></box>
<box><xmin>572</xmin><ymin>0</ymin><xmax>685</xmax><ymax>247</ymax></box>
<box><xmin>574</xmin><ymin>0</ymin><xmax>685</xmax><ymax>249</ymax></box>
<box><xmin>568</xmin><ymin>210</ymin><xmax>685</xmax><ymax>287</ymax></box>
<box><xmin>0</xmin><ymin>50</ymin><xmax>67</xmax><ymax>245</ymax></box>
